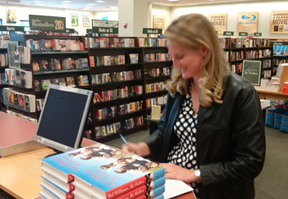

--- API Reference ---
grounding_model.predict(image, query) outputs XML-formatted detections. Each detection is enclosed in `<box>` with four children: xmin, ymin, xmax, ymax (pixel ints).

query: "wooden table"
<box><xmin>257</xmin><ymin>89</ymin><xmax>288</xmax><ymax>100</ymax></box>
<box><xmin>0</xmin><ymin>146</ymin><xmax>195</xmax><ymax>199</ymax></box>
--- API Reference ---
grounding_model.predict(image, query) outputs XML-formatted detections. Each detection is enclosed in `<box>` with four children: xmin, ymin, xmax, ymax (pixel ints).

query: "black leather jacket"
<box><xmin>145</xmin><ymin>73</ymin><xmax>266</xmax><ymax>199</ymax></box>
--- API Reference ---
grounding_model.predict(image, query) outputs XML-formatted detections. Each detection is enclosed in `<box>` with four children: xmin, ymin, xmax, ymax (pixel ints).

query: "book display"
<box><xmin>87</xmin><ymin>37</ymin><xmax>147</xmax><ymax>142</ymax></box>
<box><xmin>220</xmin><ymin>37</ymin><xmax>273</xmax><ymax>78</ymax></box>
<box><xmin>142</xmin><ymin>43</ymin><xmax>172</xmax><ymax>117</ymax></box>
<box><xmin>39</xmin><ymin>142</ymin><xmax>166</xmax><ymax>199</ymax></box>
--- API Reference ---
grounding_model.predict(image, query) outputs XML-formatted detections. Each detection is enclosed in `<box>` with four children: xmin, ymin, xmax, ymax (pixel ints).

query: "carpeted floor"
<box><xmin>105</xmin><ymin>126</ymin><xmax>288</xmax><ymax>199</ymax></box>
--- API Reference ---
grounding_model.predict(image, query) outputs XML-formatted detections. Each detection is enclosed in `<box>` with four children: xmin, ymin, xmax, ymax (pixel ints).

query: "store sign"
<box><xmin>143</xmin><ymin>28</ymin><xmax>162</xmax><ymax>34</ymax></box>
<box><xmin>237</xmin><ymin>12</ymin><xmax>259</xmax><ymax>34</ymax></box>
<box><xmin>153</xmin><ymin>15</ymin><xmax>165</xmax><ymax>34</ymax></box>
<box><xmin>239</xmin><ymin>32</ymin><xmax>248</xmax><ymax>36</ymax></box>
<box><xmin>270</xmin><ymin>11</ymin><xmax>288</xmax><ymax>34</ymax></box>
<box><xmin>92</xmin><ymin>19</ymin><xmax>119</xmax><ymax>28</ymax></box>
<box><xmin>209</xmin><ymin>13</ymin><xmax>227</xmax><ymax>34</ymax></box>
<box><xmin>29</xmin><ymin>15</ymin><xmax>66</xmax><ymax>32</ymax></box>
<box><xmin>254</xmin><ymin>32</ymin><xmax>262</xmax><ymax>36</ymax></box>
<box><xmin>66</xmin><ymin>28</ymin><xmax>75</xmax><ymax>33</ymax></box>
<box><xmin>92</xmin><ymin>27</ymin><xmax>118</xmax><ymax>33</ymax></box>
<box><xmin>0</xmin><ymin>26</ymin><xmax>24</xmax><ymax>31</ymax></box>
<box><xmin>223</xmin><ymin>31</ymin><xmax>234</xmax><ymax>36</ymax></box>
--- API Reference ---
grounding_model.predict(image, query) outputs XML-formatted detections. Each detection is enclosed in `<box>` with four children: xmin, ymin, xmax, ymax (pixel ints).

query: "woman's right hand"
<box><xmin>122</xmin><ymin>142</ymin><xmax>151</xmax><ymax>157</ymax></box>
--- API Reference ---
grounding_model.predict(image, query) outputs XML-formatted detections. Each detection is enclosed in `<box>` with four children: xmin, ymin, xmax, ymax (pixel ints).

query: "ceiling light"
<box><xmin>34</xmin><ymin>0</ymin><xmax>42</xmax><ymax>2</ymax></box>
<box><xmin>167</xmin><ymin>0</ymin><xmax>178</xmax><ymax>1</ymax></box>
<box><xmin>95</xmin><ymin>0</ymin><xmax>105</xmax><ymax>2</ymax></box>
<box><xmin>87</xmin><ymin>3</ymin><xmax>96</xmax><ymax>6</ymax></box>
<box><xmin>62</xmin><ymin>1</ymin><xmax>71</xmax><ymax>3</ymax></box>
<box><xmin>61</xmin><ymin>3</ymin><xmax>70</xmax><ymax>6</ymax></box>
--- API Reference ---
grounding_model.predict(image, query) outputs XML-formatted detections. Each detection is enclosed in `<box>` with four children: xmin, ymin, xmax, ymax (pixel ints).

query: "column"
<box><xmin>118</xmin><ymin>0</ymin><xmax>152</xmax><ymax>37</ymax></box>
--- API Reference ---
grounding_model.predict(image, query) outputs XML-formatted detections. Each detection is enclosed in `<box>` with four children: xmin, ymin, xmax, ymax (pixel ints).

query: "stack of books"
<box><xmin>39</xmin><ymin>143</ymin><xmax>166</xmax><ymax>199</ymax></box>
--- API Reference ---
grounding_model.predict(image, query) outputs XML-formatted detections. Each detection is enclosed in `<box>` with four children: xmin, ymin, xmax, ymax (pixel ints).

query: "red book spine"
<box><xmin>106</xmin><ymin>176</ymin><xmax>147</xmax><ymax>199</ymax></box>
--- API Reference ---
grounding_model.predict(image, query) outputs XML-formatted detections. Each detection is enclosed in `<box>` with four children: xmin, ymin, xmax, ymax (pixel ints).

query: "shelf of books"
<box><xmin>220</xmin><ymin>37</ymin><xmax>272</xmax><ymax>78</ymax></box>
<box><xmin>3</xmin><ymin>35</ymin><xmax>95</xmax><ymax>135</ymax></box>
<box><xmin>272</xmin><ymin>41</ymin><xmax>288</xmax><ymax>77</ymax></box>
<box><xmin>87</xmin><ymin>37</ymin><xmax>147</xmax><ymax>141</ymax></box>
<box><xmin>141</xmin><ymin>38</ymin><xmax>171</xmax><ymax>118</ymax></box>
<box><xmin>0</xmin><ymin>48</ymin><xmax>8</xmax><ymax>111</ymax></box>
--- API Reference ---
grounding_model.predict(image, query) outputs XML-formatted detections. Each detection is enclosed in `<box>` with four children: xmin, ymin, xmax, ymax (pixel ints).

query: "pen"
<box><xmin>119</xmin><ymin>133</ymin><xmax>129</xmax><ymax>146</ymax></box>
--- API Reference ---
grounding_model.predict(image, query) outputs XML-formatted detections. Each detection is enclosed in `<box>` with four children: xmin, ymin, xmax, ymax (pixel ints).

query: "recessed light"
<box><xmin>95</xmin><ymin>0</ymin><xmax>105</xmax><ymax>2</ymax></box>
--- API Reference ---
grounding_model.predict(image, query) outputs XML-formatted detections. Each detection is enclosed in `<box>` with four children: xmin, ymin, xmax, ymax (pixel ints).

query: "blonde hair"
<box><xmin>165</xmin><ymin>13</ymin><xmax>230</xmax><ymax>107</ymax></box>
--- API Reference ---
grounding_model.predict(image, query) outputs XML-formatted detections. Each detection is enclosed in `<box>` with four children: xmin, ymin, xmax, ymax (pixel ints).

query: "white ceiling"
<box><xmin>0</xmin><ymin>0</ymin><xmax>276</xmax><ymax>11</ymax></box>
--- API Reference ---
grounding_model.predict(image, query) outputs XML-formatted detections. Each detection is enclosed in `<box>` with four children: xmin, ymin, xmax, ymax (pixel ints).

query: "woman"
<box><xmin>122</xmin><ymin>13</ymin><xmax>265</xmax><ymax>199</ymax></box>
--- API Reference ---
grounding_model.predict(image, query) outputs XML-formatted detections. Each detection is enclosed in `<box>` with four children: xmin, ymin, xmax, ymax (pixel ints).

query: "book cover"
<box><xmin>41</xmin><ymin>79</ymin><xmax>51</xmax><ymax>91</ymax></box>
<box><xmin>41</xmin><ymin>143</ymin><xmax>165</xmax><ymax>199</ymax></box>
<box><xmin>18</xmin><ymin>93</ymin><xmax>25</xmax><ymax>111</ymax></box>
<box><xmin>129</xmin><ymin>54</ymin><xmax>139</xmax><ymax>64</ymax></box>
<box><xmin>32</xmin><ymin>62</ymin><xmax>40</xmax><ymax>72</ymax></box>
<box><xmin>21</xmin><ymin>70</ymin><xmax>33</xmax><ymax>89</ymax></box>
<box><xmin>89</xmin><ymin>56</ymin><xmax>95</xmax><ymax>67</ymax></box>
<box><xmin>66</xmin><ymin>77</ymin><xmax>75</xmax><ymax>87</ymax></box>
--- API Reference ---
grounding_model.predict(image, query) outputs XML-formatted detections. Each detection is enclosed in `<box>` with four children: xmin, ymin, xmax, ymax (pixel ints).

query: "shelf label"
<box><xmin>0</xmin><ymin>26</ymin><xmax>24</xmax><ymax>32</ymax></box>
<box><xmin>239</xmin><ymin>32</ymin><xmax>248</xmax><ymax>36</ymax></box>
<box><xmin>92</xmin><ymin>27</ymin><xmax>118</xmax><ymax>33</ymax></box>
<box><xmin>29</xmin><ymin>15</ymin><xmax>66</xmax><ymax>32</ymax></box>
<box><xmin>223</xmin><ymin>31</ymin><xmax>234</xmax><ymax>36</ymax></box>
<box><xmin>143</xmin><ymin>28</ymin><xmax>162</xmax><ymax>34</ymax></box>
<box><xmin>86</xmin><ymin>29</ymin><xmax>93</xmax><ymax>34</ymax></box>
<box><xmin>254</xmin><ymin>32</ymin><xmax>262</xmax><ymax>36</ymax></box>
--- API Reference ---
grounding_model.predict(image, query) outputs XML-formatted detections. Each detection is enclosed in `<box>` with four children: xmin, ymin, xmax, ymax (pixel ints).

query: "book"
<box><xmin>129</xmin><ymin>54</ymin><xmax>139</xmax><ymax>64</ymax></box>
<box><xmin>41</xmin><ymin>176</ymin><xmax>74</xmax><ymax>199</ymax></box>
<box><xmin>32</xmin><ymin>62</ymin><xmax>40</xmax><ymax>72</ymax></box>
<box><xmin>24</xmin><ymin>94</ymin><xmax>36</xmax><ymax>112</ymax></box>
<box><xmin>41</xmin><ymin>143</ymin><xmax>165</xmax><ymax>199</ymax></box>
<box><xmin>66</xmin><ymin>77</ymin><xmax>75</xmax><ymax>87</ymax></box>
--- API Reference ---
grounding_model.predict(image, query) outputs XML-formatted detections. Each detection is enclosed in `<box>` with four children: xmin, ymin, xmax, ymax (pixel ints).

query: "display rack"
<box><xmin>0</xmin><ymin>48</ymin><xmax>8</xmax><ymax>111</ymax></box>
<box><xmin>87</xmin><ymin>38</ymin><xmax>147</xmax><ymax>142</ymax></box>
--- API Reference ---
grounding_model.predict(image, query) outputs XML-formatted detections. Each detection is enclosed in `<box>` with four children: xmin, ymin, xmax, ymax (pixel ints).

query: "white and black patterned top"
<box><xmin>167</xmin><ymin>85</ymin><xmax>200</xmax><ymax>195</ymax></box>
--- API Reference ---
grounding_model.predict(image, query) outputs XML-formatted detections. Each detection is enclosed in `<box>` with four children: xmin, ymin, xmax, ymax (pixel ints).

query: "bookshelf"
<box><xmin>0</xmin><ymin>48</ymin><xmax>7</xmax><ymax>111</ymax></box>
<box><xmin>3</xmin><ymin>35</ymin><xmax>95</xmax><ymax>138</ymax></box>
<box><xmin>221</xmin><ymin>37</ymin><xmax>273</xmax><ymax>78</ymax></box>
<box><xmin>87</xmin><ymin>37</ymin><xmax>147</xmax><ymax>141</ymax></box>
<box><xmin>142</xmin><ymin>46</ymin><xmax>171</xmax><ymax>116</ymax></box>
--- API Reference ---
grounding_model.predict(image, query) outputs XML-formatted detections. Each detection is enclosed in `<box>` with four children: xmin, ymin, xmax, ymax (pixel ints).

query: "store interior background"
<box><xmin>0</xmin><ymin>0</ymin><xmax>288</xmax><ymax>38</ymax></box>
<box><xmin>1</xmin><ymin>0</ymin><xmax>288</xmax><ymax>198</ymax></box>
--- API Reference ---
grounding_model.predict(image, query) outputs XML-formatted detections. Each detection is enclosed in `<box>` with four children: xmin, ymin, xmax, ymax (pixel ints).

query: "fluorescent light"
<box><xmin>95</xmin><ymin>0</ymin><xmax>105</xmax><ymax>2</ymax></box>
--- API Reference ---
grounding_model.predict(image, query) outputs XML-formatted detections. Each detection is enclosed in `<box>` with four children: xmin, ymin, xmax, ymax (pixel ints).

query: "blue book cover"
<box><xmin>42</xmin><ymin>143</ymin><xmax>165</xmax><ymax>199</ymax></box>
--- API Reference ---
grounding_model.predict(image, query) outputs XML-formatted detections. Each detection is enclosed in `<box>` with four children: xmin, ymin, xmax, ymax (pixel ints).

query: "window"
<box><xmin>20</xmin><ymin>20</ymin><xmax>30</xmax><ymax>32</ymax></box>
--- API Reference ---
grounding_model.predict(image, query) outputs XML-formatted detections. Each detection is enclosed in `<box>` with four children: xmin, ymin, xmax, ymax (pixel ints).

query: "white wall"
<box><xmin>0</xmin><ymin>4</ymin><xmax>94</xmax><ymax>36</ymax></box>
<box><xmin>171</xmin><ymin>1</ymin><xmax>288</xmax><ymax>38</ymax></box>
<box><xmin>151</xmin><ymin>4</ymin><xmax>171</xmax><ymax>31</ymax></box>
<box><xmin>94</xmin><ymin>11</ymin><xmax>118</xmax><ymax>21</ymax></box>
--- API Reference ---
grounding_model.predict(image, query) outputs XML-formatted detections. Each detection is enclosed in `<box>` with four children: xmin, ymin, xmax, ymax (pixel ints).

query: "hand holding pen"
<box><xmin>120</xmin><ymin>134</ymin><xmax>151</xmax><ymax>157</ymax></box>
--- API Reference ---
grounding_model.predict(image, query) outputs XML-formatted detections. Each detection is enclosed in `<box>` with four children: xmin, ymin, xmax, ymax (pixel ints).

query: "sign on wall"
<box><xmin>93</xmin><ymin>27</ymin><xmax>118</xmax><ymax>34</ymax></box>
<box><xmin>71</xmin><ymin>13</ymin><xmax>78</xmax><ymax>27</ymax></box>
<box><xmin>153</xmin><ymin>15</ymin><xmax>165</xmax><ymax>34</ymax></box>
<box><xmin>29</xmin><ymin>15</ymin><xmax>66</xmax><ymax>32</ymax></box>
<box><xmin>143</xmin><ymin>28</ymin><xmax>162</xmax><ymax>34</ymax></box>
<box><xmin>209</xmin><ymin>13</ymin><xmax>227</xmax><ymax>34</ymax></box>
<box><xmin>0</xmin><ymin>26</ymin><xmax>24</xmax><ymax>32</ymax></box>
<box><xmin>83</xmin><ymin>14</ymin><xmax>90</xmax><ymax>27</ymax></box>
<box><xmin>92</xmin><ymin>19</ymin><xmax>119</xmax><ymax>28</ymax></box>
<box><xmin>270</xmin><ymin>11</ymin><xmax>288</xmax><ymax>34</ymax></box>
<box><xmin>237</xmin><ymin>12</ymin><xmax>258</xmax><ymax>34</ymax></box>
<box><xmin>6</xmin><ymin>8</ymin><xmax>16</xmax><ymax>24</ymax></box>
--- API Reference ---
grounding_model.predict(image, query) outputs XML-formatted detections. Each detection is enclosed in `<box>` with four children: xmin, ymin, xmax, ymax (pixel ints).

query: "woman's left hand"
<box><xmin>160</xmin><ymin>163</ymin><xmax>196</xmax><ymax>184</ymax></box>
